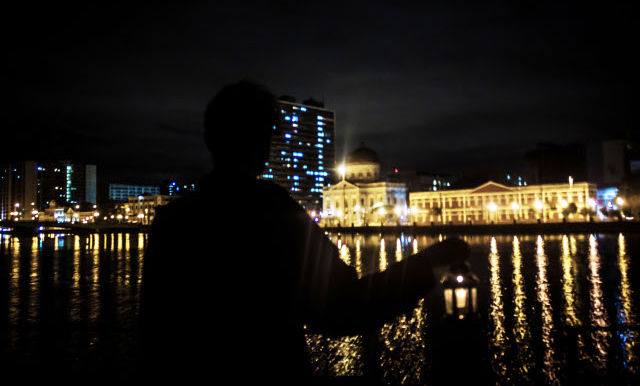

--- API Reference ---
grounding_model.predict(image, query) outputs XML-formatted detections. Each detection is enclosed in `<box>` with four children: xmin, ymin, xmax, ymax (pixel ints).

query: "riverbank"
<box><xmin>0</xmin><ymin>220</ymin><xmax>149</xmax><ymax>235</ymax></box>
<box><xmin>3</xmin><ymin>220</ymin><xmax>640</xmax><ymax>236</ymax></box>
<box><xmin>323</xmin><ymin>221</ymin><xmax>640</xmax><ymax>235</ymax></box>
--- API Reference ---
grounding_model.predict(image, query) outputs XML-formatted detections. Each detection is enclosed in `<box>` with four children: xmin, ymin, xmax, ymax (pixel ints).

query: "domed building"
<box><xmin>322</xmin><ymin>144</ymin><xmax>408</xmax><ymax>227</ymax></box>
<box><xmin>343</xmin><ymin>144</ymin><xmax>380</xmax><ymax>182</ymax></box>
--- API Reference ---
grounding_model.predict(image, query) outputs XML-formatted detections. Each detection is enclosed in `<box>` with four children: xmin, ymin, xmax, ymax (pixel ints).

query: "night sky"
<box><xmin>4</xmin><ymin>1</ymin><xmax>637</xmax><ymax>184</ymax></box>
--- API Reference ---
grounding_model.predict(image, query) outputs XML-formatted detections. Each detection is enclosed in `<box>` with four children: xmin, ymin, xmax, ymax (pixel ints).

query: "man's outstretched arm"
<box><xmin>295</xmin><ymin>214</ymin><xmax>469</xmax><ymax>336</ymax></box>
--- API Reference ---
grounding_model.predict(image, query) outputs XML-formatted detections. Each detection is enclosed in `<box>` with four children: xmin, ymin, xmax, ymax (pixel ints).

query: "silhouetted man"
<box><xmin>141</xmin><ymin>81</ymin><xmax>469</xmax><ymax>384</ymax></box>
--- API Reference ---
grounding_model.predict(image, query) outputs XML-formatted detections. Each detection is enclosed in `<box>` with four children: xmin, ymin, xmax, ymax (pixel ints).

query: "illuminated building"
<box><xmin>116</xmin><ymin>194</ymin><xmax>173</xmax><ymax>225</ymax></box>
<box><xmin>322</xmin><ymin>145</ymin><xmax>408</xmax><ymax>226</ymax></box>
<box><xmin>342</xmin><ymin>144</ymin><xmax>380</xmax><ymax>182</ymax></box>
<box><xmin>0</xmin><ymin>161</ymin><xmax>37</xmax><ymax>220</ymax></box>
<box><xmin>39</xmin><ymin>201</ymin><xmax>100</xmax><ymax>224</ymax></box>
<box><xmin>410</xmin><ymin>180</ymin><xmax>598</xmax><ymax>224</ymax></box>
<box><xmin>1</xmin><ymin>161</ymin><xmax>96</xmax><ymax>220</ymax></box>
<box><xmin>261</xmin><ymin>97</ymin><xmax>335</xmax><ymax>210</ymax></box>
<box><xmin>109</xmin><ymin>183</ymin><xmax>161</xmax><ymax>201</ymax></box>
<box><xmin>503</xmin><ymin>173</ymin><xmax>527</xmax><ymax>187</ymax></box>
<box><xmin>36</xmin><ymin>161</ymin><xmax>97</xmax><ymax>207</ymax></box>
<box><xmin>165</xmin><ymin>180</ymin><xmax>198</xmax><ymax>196</ymax></box>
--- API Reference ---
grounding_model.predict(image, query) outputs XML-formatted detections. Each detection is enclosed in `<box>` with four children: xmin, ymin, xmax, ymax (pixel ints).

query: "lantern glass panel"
<box><xmin>444</xmin><ymin>289</ymin><xmax>454</xmax><ymax>315</ymax></box>
<box><xmin>455</xmin><ymin>288</ymin><xmax>468</xmax><ymax>310</ymax></box>
<box><xmin>471</xmin><ymin>288</ymin><xmax>478</xmax><ymax>312</ymax></box>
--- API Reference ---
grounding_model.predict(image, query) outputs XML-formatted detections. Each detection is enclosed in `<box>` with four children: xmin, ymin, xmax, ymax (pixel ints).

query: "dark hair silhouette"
<box><xmin>204</xmin><ymin>81</ymin><xmax>278</xmax><ymax>179</ymax></box>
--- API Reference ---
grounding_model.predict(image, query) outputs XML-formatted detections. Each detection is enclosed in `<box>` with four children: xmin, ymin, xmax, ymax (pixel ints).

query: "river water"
<box><xmin>0</xmin><ymin>232</ymin><xmax>638</xmax><ymax>384</ymax></box>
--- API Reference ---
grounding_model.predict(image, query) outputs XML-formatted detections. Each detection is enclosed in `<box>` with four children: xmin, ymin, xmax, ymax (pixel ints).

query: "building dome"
<box><xmin>347</xmin><ymin>143</ymin><xmax>379</xmax><ymax>165</ymax></box>
<box><xmin>343</xmin><ymin>143</ymin><xmax>381</xmax><ymax>182</ymax></box>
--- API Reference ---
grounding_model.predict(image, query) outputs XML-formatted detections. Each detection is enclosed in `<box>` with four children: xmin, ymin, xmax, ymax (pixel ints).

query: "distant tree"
<box><xmin>579</xmin><ymin>207</ymin><xmax>595</xmax><ymax>220</ymax></box>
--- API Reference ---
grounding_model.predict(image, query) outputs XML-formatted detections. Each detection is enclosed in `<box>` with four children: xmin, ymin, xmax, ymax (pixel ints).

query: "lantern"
<box><xmin>441</xmin><ymin>262</ymin><xmax>479</xmax><ymax>320</ymax></box>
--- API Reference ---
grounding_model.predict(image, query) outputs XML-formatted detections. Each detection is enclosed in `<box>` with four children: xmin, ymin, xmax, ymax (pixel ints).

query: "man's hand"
<box><xmin>414</xmin><ymin>238</ymin><xmax>470</xmax><ymax>268</ymax></box>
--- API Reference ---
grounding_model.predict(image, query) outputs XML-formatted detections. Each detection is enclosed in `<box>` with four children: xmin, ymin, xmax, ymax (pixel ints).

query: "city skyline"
<box><xmin>2</xmin><ymin>3</ymin><xmax>640</xmax><ymax>383</ymax></box>
<box><xmin>4</xmin><ymin>1</ymin><xmax>637</xmax><ymax>183</ymax></box>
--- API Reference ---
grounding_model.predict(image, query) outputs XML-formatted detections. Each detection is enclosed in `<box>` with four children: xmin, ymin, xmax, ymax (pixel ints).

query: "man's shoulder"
<box><xmin>255</xmin><ymin>179</ymin><xmax>290</xmax><ymax>198</ymax></box>
<box><xmin>154</xmin><ymin>192</ymin><xmax>203</xmax><ymax>222</ymax></box>
<box><xmin>255</xmin><ymin>180</ymin><xmax>303</xmax><ymax>210</ymax></box>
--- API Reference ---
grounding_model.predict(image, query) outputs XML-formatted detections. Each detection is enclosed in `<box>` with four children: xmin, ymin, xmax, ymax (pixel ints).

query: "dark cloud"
<box><xmin>3</xmin><ymin>0</ymin><xmax>637</xmax><ymax>183</ymax></box>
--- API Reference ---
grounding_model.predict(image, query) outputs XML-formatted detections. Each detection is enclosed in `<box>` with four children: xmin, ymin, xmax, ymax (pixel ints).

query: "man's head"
<box><xmin>204</xmin><ymin>81</ymin><xmax>277</xmax><ymax>179</ymax></box>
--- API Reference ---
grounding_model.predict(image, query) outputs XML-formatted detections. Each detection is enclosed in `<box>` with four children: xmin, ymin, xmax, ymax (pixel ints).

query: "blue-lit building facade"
<box><xmin>262</xmin><ymin>99</ymin><xmax>335</xmax><ymax>210</ymax></box>
<box><xmin>109</xmin><ymin>184</ymin><xmax>161</xmax><ymax>202</ymax></box>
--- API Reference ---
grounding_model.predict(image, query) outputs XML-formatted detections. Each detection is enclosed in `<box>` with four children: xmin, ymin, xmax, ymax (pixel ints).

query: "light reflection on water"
<box><xmin>306</xmin><ymin>233</ymin><xmax>640</xmax><ymax>384</ymax></box>
<box><xmin>488</xmin><ymin>237</ymin><xmax>508</xmax><ymax>380</ymax></box>
<box><xmin>378</xmin><ymin>236</ymin><xmax>427</xmax><ymax>385</ymax></box>
<box><xmin>617</xmin><ymin>234</ymin><xmax>638</xmax><ymax>374</ymax></box>
<box><xmin>1</xmin><ymin>232</ymin><xmax>639</xmax><ymax>384</ymax></box>
<box><xmin>535</xmin><ymin>236</ymin><xmax>559</xmax><ymax>384</ymax></box>
<box><xmin>511</xmin><ymin>236</ymin><xmax>533</xmax><ymax>382</ymax></box>
<box><xmin>1</xmin><ymin>232</ymin><xmax>146</xmax><ymax>374</ymax></box>
<box><xmin>305</xmin><ymin>235</ymin><xmax>428</xmax><ymax>383</ymax></box>
<box><xmin>588</xmin><ymin>235</ymin><xmax>610</xmax><ymax>374</ymax></box>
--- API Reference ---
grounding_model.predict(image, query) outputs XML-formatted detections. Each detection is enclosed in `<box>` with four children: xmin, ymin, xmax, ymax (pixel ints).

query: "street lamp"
<box><xmin>616</xmin><ymin>197</ymin><xmax>624</xmax><ymax>207</ymax></box>
<box><xmin>487</xmin><ymin>202</ymin><xmax>497</xmax><ymax>223</ymax></box>
<box><xmin>441</xmin><ymin>262</ymin><xmax>479</xmax><ymax>320</ymax></box>
<box><xmin>510</xmin><ymin>201</ymin><xmax>520</xmax><ymax>221</ymax></box>
<box><xmin>338</xmin><ymin>163</ymin><xmax>347</xmax><ymax>181</ymax></box>
<box><xmin>534</xmin><ymin>199</ymin><xmax>544</xmax><ymax>210</ymax></box>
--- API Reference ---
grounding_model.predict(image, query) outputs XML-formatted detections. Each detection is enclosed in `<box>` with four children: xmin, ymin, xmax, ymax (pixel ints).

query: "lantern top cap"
<box><xmin>441</xmin><ymin>262</ymin><xmax>478</xmax><ymax>287</ymax></box>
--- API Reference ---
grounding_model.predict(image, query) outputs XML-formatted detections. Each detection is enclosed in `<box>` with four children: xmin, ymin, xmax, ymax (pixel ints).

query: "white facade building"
<box><xmin>322</xmin><ymin>145</ymin><xmax>408</xmax><ymax>226</ymax></box>
<box><xmin>409</xmin><ymin>180</ymin><xmax>598</xmax><ymax>224</ymax></box>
